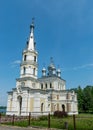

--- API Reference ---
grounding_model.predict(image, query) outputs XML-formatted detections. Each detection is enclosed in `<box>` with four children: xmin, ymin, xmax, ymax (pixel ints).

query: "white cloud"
<box><xmin>63</xmin><ymin>63</ymin><xmax>93</xmax><ymax>71</ymax></box>
<box><xmin>10</xmin><ymin>60</ymin><xmax>21</xmax><ymax>68</ymax></box>
<box><xmin>12</xmin><ymin>60</ymin><xmax>21</xmax><ymax>64</ymax></box>
<box><xmin>73</xmin><ymin>64</ymin><xmax>93</xmax><ymax>70</ymax></box>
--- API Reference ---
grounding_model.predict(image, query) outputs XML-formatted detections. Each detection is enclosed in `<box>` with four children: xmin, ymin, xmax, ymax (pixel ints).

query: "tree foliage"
<box><xmin>71</xmin><ymin>85</ymin><xmax>93</xmax><ymax>113</ymax></box>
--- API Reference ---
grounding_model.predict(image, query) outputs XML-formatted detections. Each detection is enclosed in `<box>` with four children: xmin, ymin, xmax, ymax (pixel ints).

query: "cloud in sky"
<box><xmin>73</xmin><ymin>64</ymin><xmax>93</xmax><ymax>70</ymax></box>
<box><xmin>10</xmin><ymin>60</ymin><xmax>21</xmax><ymax>68</ymax></box>
<box><xmin>63</xmin><ymin>63</ymin><xmax>93</xmax><ymax>71</ymax></box>
<box><xmin>13</xmin><ymin>60</ymin><xmax>21</xmax><ymax>64</ymax></box>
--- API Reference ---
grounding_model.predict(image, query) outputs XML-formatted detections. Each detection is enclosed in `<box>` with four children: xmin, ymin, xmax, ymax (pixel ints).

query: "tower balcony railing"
<box><xmin>20</xmin><ymin>61</ymin><xmax>38</xmax><ymax>66</ymax></box>
<box><xmin>23</xmin><ymin>49</ymin><xmax>38</xmax><ymax>54</ymax></box>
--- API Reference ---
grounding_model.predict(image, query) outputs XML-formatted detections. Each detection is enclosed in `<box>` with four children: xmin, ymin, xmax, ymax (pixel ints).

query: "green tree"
<box><xmin>70</xmin><ymin>85</ymin><xmax>93</xmax><ymax>113</ymax></box>
<box><xmin>77</xmin><ymin>86</ymin><xmax>84</xmax><ymax>113</ymax></box>
<box><xmin>83</xmin><ymin>86</ymin><xmax>93</xmax><ymax>112</ymax></box>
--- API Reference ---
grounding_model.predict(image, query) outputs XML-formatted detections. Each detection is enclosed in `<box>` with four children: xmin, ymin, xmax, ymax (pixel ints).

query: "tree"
<box><xmin>77</xmin><ymin>86</ymin><xmax>84</xmax><ymax>113</ymax></box>
<box><xmin>70</xmin><ymin>85</ymin><xmax>93</xmax><ymax>113</ymax></box>
<box><xmin>83</xmin><ymin>86</ymin><xmax>93</xmax><ymax>112</ymax></box>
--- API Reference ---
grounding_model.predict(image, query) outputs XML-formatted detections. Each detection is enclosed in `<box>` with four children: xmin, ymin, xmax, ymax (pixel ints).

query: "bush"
<box><xmin>38</xmin><ymin>115</ymin><xmax>48</xmax><ymax>120</ymax></box>
<box><xmin>54</xmin><ymin>111</ymin><xmax>68</xmax><ymax>118</ymax></box>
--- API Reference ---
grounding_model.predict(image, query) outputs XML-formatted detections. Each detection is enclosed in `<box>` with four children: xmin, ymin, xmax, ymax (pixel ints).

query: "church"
<box><xmin>6</xmin><ymin>20</ymin><xmax>78</xmax><ymax>116</ymax></box>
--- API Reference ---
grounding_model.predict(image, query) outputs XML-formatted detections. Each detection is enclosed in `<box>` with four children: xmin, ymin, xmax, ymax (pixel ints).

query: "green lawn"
<box><xmin>30</xmin><ymin>114</ymin><xmax>93</xmax><ymax>130</ymax></box>
<box><xmin>2</xmin><ymin>114</ymin><xmax>93</xmax><ymax>130</ymax></box>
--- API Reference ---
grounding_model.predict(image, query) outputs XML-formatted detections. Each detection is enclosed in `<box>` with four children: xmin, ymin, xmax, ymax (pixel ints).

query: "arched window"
<box><xmin>34</xmin><ymin>56</ymin><xmax>36</xmax><ymax>62</ymax></box>
<box><xmin>45</xmin><ymin>84</ymin><xmax>47</xmax><ymax>89</ymax></box>
<box><xmin>62</xmin><ymin>104</ymin><xmax>65</xmax><ymax>112</ymax></box>
<box><xmin>33</xmin><ymin>68</ymin><xmax>35</xmax><ymax>75</ymax></box>
<box><xmin>41</xmin><ymin>103</ymin><xmax>44</xmax><ymax>112</ymax></box>
<box><xmin>17</xmin><ymin>96</ymin><xmax>22</xmax><ymax>115</ymax></box>
<box><xmin>41</xmin><ymin>84</ymin><xmax>43</xmax><ymax>89</ymax></box>
<box><xmin>50</xmin><ymin>83</ymin><xmax>52</xmax><ymax>88</ymax></box>
<box><xmin>23</xmin><ymin>67</ymin><xmax>26</xmax><ymax>74</ymax></box>
<box><xmin>24</xmin><ymin>55</ymin><xmax>27</xmax><ymax>61</ymax></box>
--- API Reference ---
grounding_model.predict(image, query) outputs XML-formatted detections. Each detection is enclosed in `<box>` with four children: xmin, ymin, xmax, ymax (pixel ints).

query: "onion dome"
<box><xmin>42</xmin><ymin>67</ymin><xmax>46</xmax><ymax>77</ymax></box>
<box><xmin>57</xmin><ymin>68</ymin><xmax>61</xmax><ymax>78</ymax></box>
<box><xmin>48</xmin><ymin>57</ymin><xmax>56</xmax><ymax>76</ymax></box>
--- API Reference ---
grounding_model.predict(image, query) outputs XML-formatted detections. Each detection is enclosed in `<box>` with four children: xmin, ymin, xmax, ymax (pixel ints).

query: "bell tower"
<box><xmin>20</xmin><ymin>19</ymin><xmax>38</xmax><ymax>79</ymax></box>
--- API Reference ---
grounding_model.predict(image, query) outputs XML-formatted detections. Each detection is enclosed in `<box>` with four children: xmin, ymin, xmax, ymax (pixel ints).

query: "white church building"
<box><xmin>6</xmin><ymin>21</ymin><xmax>78</xmax><ymax>116</ymax></box>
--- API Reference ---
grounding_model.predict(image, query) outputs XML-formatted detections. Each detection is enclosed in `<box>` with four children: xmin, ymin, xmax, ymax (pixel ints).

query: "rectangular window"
<box><xmin>24</xmin><ymin>55</ymin><xmax>27</xmax><ymax>61</ymax></box>
<box><xmin>23</xmin><ymin>67</ymin><xmax>26</xmax><ymax>74</ymax></box>
<box><xmin>34</xmin><ymin>56</ymin><xmax>36</xmax><ymax>62</ymax></box>
<box><xmin>50</xmin><ymin>83</ymin><xmax>52</xmax><ymax>88</ymax></box>
<box><xmin>45</xmin><ymin>84</ymin><xmax>47</xmax><ymax>89</ymax></box>
<box><xmin>33</xmin><ymin>68</ymin><xmax>35</xmax><ymax>75</ymax></box>
<box><xmin>41</xmin><ymin>84</ymin><xmax>43</xmax><ymax>89</ymax></box>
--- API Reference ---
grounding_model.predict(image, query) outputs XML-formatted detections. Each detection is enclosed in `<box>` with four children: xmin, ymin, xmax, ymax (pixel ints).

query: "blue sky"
<box><xmin>0</xmin><ymin>0</ymin><xmax>93</xmax><ymax>106</ymax></box>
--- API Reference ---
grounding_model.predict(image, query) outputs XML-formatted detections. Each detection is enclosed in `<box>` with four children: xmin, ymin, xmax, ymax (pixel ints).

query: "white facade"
<box><xmin>6</xmin><ymin>21</ymin><xmax>78</xmax><ymax>116</ymax></box>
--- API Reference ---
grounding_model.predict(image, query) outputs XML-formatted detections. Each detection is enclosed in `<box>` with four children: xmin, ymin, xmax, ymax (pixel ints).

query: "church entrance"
<box><xmin>17</xmin><ymin>96</ymin><xmax>22</xmax><ymax>115</ymax></box>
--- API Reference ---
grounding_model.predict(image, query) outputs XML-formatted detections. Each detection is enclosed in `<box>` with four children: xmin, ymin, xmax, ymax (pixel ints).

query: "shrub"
<box><xmin>54</xmin><ymin>111</ymin><xmax>68</xmax><ymax>118</ymax></box>
<box><xmin>38</xmin><ymin>115</ymin><xmax>48</xmax><ymax>120</ymax></box>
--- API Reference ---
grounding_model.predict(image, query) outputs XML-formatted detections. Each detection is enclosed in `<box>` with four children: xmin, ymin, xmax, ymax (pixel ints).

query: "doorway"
<box><xmin>62</xmin><ymin>104</ymin><xmax>65</xmax><ymax>112</ymax></box>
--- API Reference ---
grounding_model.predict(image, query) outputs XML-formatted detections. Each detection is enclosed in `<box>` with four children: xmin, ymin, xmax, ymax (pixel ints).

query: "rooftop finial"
<box><xmin>50</xmin><ymin>57</ymin><xmax>54</xmax><ymax>65</ymax></box>
<box><xmin>30</xmin><ymin>18</ymin><xmax>35</xmax><ymax>29</ymax></box>
<box><xmin>27</xmin><ymin>18</ymin><xmax>35</xmax><ymax>50</ymax></box>
<box><xmin>32</xmin><ymin>17</ymin><xmax>35</xmax><ymax>24</ymax></box>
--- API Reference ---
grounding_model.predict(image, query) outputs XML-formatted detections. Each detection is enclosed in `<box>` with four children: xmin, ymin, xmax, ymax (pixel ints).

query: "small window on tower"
<box><xmin>24</xmin><ymin>55</ymin><xmax>27</xmax><ymax>61</ymax></box>
<box><xmin>41</xmin><ymin>84</ymin><xmax>43</xmax><ymax>89</ymax></box>
<box><xmin>34</xmin><ymin>56</ymin><xmax>36</xmax><ymax>62</ymax></box>
<box><xmin>33</xmin><ymin>68</ymin><xmax>35</xmax><ymax>75</ymax></box>
<box><xmin>50</xmin><ymin>83</ymin><xmax>52</xmax><ymax>88</ymax></box>
<box><xmin>23</xmin><ymin>67</ymin><xmax>26</xmax><ymax>74</ymax></box>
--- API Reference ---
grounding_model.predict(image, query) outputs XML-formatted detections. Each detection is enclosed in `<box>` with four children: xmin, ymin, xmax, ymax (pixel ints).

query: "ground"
<box><xmin>0</xmin><ymin>125</ymin><xmax>65</xmax><ymax>130</ymax></box>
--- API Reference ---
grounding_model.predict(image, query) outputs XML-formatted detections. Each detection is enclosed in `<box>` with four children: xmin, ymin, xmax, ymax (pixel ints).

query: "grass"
<box><xmin>1</xmin><ymin>114</ymin><xmax>93</xmax><ymax>130</ymax></box>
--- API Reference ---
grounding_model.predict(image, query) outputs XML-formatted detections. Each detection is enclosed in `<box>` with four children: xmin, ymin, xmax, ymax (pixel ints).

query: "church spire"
<box><xmin>20</xmin><ymin>19</ymin><xmax>38</xmax><ymax>79</ymax></box>
<box><xmin>27</xmin><ymin>18</ymin><xmax>35</xmax><ymax>50</ymax></box>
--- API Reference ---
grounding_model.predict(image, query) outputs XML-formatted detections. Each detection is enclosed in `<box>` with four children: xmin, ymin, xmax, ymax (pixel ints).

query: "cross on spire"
<box><xmin>30</xmin><ymin>18</ymin><xmax>35</xmax><ymax>32</ymax></box>
<box><xmin>27</xmin><ymin>18</ymin><xmax>35</xmax><ymax>51</ymax></box>
<box><xmin>50</xmin><ymin>57</ymin><xmax>54</xmax><ymax>65</ymax></box>
<box><xmin>32</xmin><ymin>17</ymin><xmax>35</xmax><ymax>24</ymax></box>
